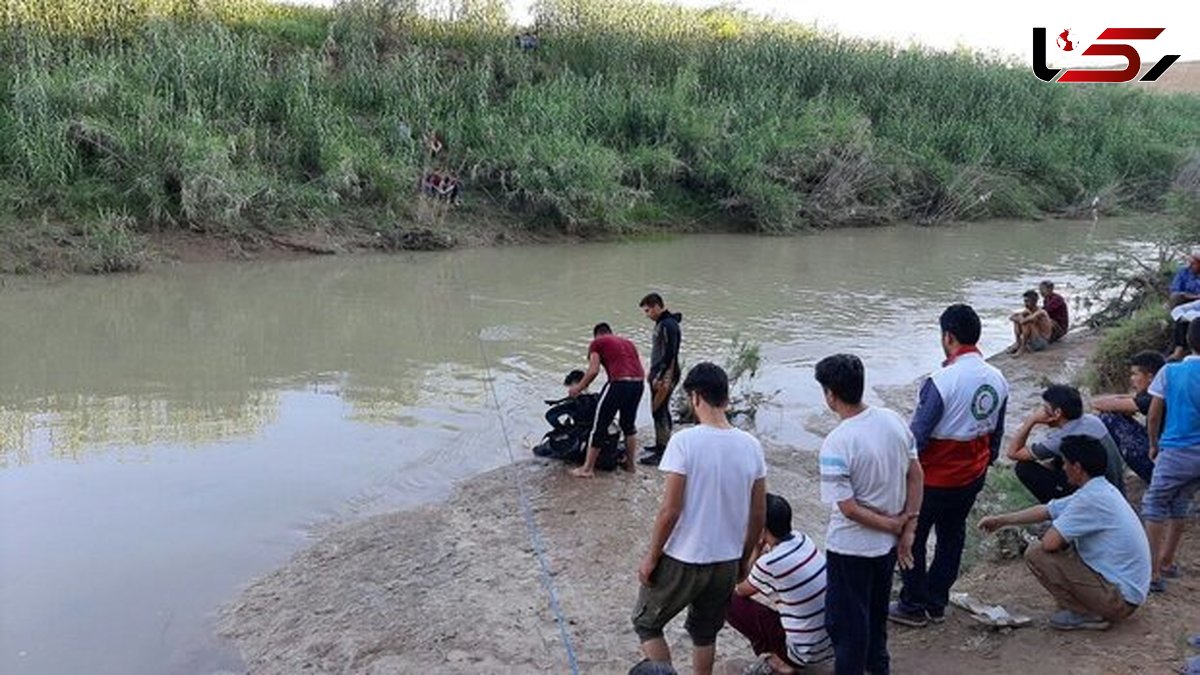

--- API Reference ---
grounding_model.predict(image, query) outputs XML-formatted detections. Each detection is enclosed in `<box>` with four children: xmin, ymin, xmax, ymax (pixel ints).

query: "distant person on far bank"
<box><xmin>639</xmin><ymin>292</ymin><xmax>683</xmax><ymax>466</ymax></box>
<box><xmin>1008</xmin><ymin>289</ymin><xmax>1056</xmax><ymax>356</ymax></box>
<box><xmin>1005</xmin><ymin>384</ymin><xmax>1126</xmax><ymax>504</ymax></box>
<box><xmin>1092</xmin><ymin>350</ymin><xmax>1166</xmax><ymax>486</ymax></box>
<box><xmin>1143</xmin><ymin>320</ymin><xmax>1200</xmax><ymax>593</ymax></box>
<box><xmin>569</xmin><ymin>323</ymin><xmax>644</xmax><ymax>477</ymax></box>
<box><xmin>1167</xmin><ymin>249</ymin><xmax>1200</xmax><ymax>362</ymax></box>
<box><xmin>632</xmin><ymin>363</ymin><xmax>766</xmax><ymax>675</ymax></box>
<box><xmin>1040</xmin><ymin>280</ymin><xmax>1069</xmax><ymax>343</ymax></box>
<box><xmin>979</xmin><ymin>435</ymin><xmax>1150</xmax><ymax>631</ymax></box>
<box><xmin>816</xmin><ymin>354</ymin><xmax>923</xmax><ymax>675</ymax></box>
<box><xmin>891</xmin><ymin>304</ymin><xmax>1008</xmax><ymax>629</ymax></box>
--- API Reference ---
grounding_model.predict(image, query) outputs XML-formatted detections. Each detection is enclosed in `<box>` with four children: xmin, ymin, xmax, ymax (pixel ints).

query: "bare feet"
<box><xmin>570</xmin><ymin>467</ymin><xmax>594</xmax><ymax>478</ymax></box>
<box><xmin>622</xmin><ymin>460</ymin><xmax>636</xmax><ymax>474</ymax></box>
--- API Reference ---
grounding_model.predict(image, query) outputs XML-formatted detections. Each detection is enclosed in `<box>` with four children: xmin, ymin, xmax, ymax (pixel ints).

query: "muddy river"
<box><xmin>0</xmin><ymin>219</ymin><xmax>1150</xmax><ymax>674</ymax></box>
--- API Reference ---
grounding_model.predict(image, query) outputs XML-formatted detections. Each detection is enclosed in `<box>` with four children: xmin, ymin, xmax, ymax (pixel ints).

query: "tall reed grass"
<box><xmin>2</xmin><ymin>0</ymin><xmax>1199</xmax><ymax>247</ymax></box>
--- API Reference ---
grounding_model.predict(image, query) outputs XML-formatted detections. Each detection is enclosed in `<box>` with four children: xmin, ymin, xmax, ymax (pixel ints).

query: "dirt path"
<box><xmin>219</xmin><ymin>333</ymin><xmax>1199</xmax><ymax>674</ymax></box>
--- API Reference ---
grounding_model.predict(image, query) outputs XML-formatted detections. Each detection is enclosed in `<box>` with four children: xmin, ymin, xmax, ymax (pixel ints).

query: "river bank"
<box><xmin>218</xmin><ymin>329</ymin><xmax>1199</xmax><ymax>674</ymax></box>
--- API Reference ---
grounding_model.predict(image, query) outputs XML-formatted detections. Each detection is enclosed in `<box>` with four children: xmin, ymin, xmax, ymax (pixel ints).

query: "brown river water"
<box><xmin>0</xmin><ymin>220</ymin><xmax>1152</xmax><ymax>674</ymax></box>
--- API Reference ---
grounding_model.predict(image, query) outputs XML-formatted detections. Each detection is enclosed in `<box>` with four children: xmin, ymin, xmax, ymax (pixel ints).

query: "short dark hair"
<box><xmin>1042</xmin><ymin>384</ymin><xmax>1083</xmax><ymax>420</ymax></box>
<box><xmin>593</xmin><ymin>322</ymin><xmax>612</xmax><ymax>337</ymax></box>
<box><xmin>1129</xmin><ymin>350</ymin><xmax>1165</xmax><ymax>375</ymax></box>
<box><xmin>814</xmin><ymin>353</ymin><xmax>865</xmax><ymax>405</ymax></box>
<box><xmin>1059</xmin><ymin>435</ymin><xmax>1108</xmax><ymax>478</ymax></box>
<box><xmin>1023</xmin><ymin>290</ymin><xmax>1039</xmax><ymax>303</ymax></box>
<box><xmin>639</xmin><ymin>293</ymin><xmax>664</xmax><ymax>309</ymax></box>
<box><xmin>939</xmin><ymin>304</ymin><xmax>981</xmax><ymax>346</ymax></box>
<box><xmin>765</xmin><ymin>493</ymin><xmax>793</xmax><ymax>539</ymax></box>
<box><xmin>1040</xmin><ymin>280</ymin><xmax>1055</xmax><ymax>291</ymax></box>
<box><xmin>628</xmin><ymin>660</ymin><xmax>678</xmax><ymax>675</ymax></box>
<box><xmin>564</xmin><ymin>369</ymin><xmax>585</xmax><ymax>386</ymax></box>
<box><xmin>1191</xmin><ymin>319</ymin><xmax>1200</xmax><ymax>353</ymax></box>
<box><xmin>682</xmin><ymin>362</ymin><xmax>730</xmax><ymax>408</ymax></box>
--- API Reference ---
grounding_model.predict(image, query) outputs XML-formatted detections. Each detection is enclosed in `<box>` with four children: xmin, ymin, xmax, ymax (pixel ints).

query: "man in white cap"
<box><xmin>1168</xmin><ymin>249</ymin><xmax>1200</xmax><ymax>362</ymax></box>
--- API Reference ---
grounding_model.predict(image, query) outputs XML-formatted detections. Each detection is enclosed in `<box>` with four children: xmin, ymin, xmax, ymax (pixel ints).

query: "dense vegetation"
<box><xmin>3</xmin><ymin>0</ymin><xmax>1200</xmax><ymax>272</ymax></box>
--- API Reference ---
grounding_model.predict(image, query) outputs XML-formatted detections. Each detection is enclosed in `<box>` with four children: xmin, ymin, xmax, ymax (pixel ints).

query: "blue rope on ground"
<box><xmin>478</xmin><ymin>340</ymin><xmax>582</xmax><ymax>675</ymax></box>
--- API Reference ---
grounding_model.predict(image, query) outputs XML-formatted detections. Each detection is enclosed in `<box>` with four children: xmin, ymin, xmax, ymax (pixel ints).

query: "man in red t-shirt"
<box><xmin>1040</xmin><ymin>280</ymin><xmax>1069</xmax><ymax>342</ymax></box>
<box><xmin>569</xmin><ymin>323</ymin><xmax>646</xmax><ymax>477</ymax></box>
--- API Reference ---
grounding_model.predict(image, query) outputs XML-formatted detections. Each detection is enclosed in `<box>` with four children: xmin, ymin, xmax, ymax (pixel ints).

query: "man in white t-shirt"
<box><xmin>632</xmin><ymin>362</ymin><xmax>768</xmax><ymax>675</ymax></box>
<box><xmin>815</xmin><ymin>354</ymin><xmax>924</xmax><ymax>675</ymax></box>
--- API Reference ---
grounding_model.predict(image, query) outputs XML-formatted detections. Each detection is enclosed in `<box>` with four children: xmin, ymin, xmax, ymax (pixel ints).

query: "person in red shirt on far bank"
<box><xmin>570</xmin><ymin>323</ymin><xmax>646</xmax><ymax>477</ymax></box>
<box><xmin>1040</xmin><ymin>280</ymin><xmax>1069</xmax><ymax>343</ymax></box>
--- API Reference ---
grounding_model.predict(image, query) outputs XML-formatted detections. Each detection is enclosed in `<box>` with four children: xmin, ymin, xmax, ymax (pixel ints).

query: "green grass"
<box><xmin>963</xmin><ymin>464</ymin><xmax>1039</xmax><ymax>570</ymax></box>
<box><xmin>3</xmin><ymin>0</ymin><xmax>1200</xmax><ymax>271</ymax></box>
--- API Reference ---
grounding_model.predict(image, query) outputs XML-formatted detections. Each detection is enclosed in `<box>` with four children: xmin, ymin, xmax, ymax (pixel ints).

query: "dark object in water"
<box><xmin>533</xmin><ymin>393</ymin><xmax>623</xmax><ymax>471</ymax></box>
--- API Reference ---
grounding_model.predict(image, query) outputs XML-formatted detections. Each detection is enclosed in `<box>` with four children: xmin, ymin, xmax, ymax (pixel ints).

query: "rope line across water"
<box><xmin>477</xmin><ymin>339</ymin><xmax>582</xmax><ymax>675</ymax></box>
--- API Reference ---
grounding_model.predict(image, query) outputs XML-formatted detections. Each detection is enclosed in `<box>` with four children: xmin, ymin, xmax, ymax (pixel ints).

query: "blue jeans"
<box><xmin>1099</xmin><ymin>412</ymin><xmax>1153</xmax><ymax>484</ymax></box>
<box><xmin>898</xmin><ymin>474</ymin><xmax>986</xmax><ymax>615</ymax></box>
<box><xmin>1143</xmin><ymin>447</ymin><xmax>1200</xmax><ymax>522</ymax></box>
<box><xmin>825</xmin><ymin>549</ymin><xmax>896</xmax><ymax>675</ymax></box>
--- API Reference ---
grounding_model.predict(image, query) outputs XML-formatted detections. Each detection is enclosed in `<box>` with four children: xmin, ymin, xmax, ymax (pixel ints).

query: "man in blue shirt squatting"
<box><xmin>978</xmin><ymin>435</ymin><xmax>1151</xmax><ymax>630</ymax></box>
<box><xmin>889</xmin><ymin>304</ymin><xmax>1009</xmax><ymax>628</ymax></box>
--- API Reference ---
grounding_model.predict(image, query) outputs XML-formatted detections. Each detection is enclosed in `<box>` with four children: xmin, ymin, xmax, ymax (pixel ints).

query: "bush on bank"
<box><xmin>3</xmin><ymin>0</ymin><xmax>1200</xmax><ymax>269</ymax></box>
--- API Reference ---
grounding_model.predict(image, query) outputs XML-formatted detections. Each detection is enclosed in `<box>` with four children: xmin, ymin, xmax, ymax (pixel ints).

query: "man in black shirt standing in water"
<box><xmin>639</xmin><ymin>293</ymin><xmax>683</xmax><ymax>466</ymax></box>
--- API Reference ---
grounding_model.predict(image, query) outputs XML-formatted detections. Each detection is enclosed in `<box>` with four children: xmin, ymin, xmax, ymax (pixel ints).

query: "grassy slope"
<box><xmin>3</xmin><ymin>0</ymin><xmax>1200</xmax><ymax>273</ymax></box>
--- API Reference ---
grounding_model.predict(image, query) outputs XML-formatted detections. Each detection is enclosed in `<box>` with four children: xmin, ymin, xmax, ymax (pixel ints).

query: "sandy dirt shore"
<box><xmin>219</xmin><ymin>332</ymin><xmax>1199</xmax><ymax>674</ymax></box>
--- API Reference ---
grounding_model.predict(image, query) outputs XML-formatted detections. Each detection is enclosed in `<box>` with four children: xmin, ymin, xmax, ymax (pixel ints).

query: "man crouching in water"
<box><xmin>570</xmin><ymin>323</ymin><xmax>645</xmax><ymax>477</ymax></box>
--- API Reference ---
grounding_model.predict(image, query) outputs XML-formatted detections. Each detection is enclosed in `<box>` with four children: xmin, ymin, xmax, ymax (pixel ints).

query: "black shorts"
<box><xmin>590</xmin><ymin>380</ymin><xmax>644</xmax><ymax>445</ymax></box>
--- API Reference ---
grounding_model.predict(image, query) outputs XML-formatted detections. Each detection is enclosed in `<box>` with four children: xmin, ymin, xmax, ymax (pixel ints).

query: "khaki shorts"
<box><xmin>631</xmin><ymin>556</ymin><xmax>738</xmax><ymax>647</ymax></box>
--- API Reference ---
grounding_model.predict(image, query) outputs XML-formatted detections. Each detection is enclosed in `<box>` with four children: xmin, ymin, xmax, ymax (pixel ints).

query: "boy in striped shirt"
<box><xmin>727</xmin><ymin>493</ymin><xmax>831</xmax><ymax>674</ymax></box>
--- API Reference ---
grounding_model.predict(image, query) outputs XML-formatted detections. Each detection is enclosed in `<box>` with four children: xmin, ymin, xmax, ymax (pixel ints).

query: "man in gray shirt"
<box><xmin>1006</xmin><ymin>384</ymin><xmax>1126</xmax><ymax>503</ymax></box>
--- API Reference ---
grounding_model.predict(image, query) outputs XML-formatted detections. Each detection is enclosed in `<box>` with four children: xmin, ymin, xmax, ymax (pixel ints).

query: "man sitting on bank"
<box><xmin>1008</xmin><ymin>290</ymin><xmax>1057</xmax><ymax>356</ymax></box>
<box><xmin>1039</xmin><ymin>280</ymin><xmax>1069</xmax><ymax>343</ymax></box>
<box><xmin>1168</xmin><ymin>249</ymin><xmax>1200</xmax><ymax>362</ymax></box>
<box><xmin>980</xmin><ymin>435</ymin><xmax>1150</xmax><ymax>631</ymax></box>
<box><xmin>1005</xmin><ymin>384</ymin><xmax>1126</xmax><ymax>503</ymax></box>
<box><xmin>1092</xmin><ymin>350</ymin><xmax>1166</xmax><ymax>486</ymax></box>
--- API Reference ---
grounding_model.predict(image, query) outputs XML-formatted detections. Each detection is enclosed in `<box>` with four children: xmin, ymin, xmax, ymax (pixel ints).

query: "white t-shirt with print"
<box><xmin>661</xmin><ymin>425</ymin><xmax>768</xmax><ymax>564</ymax></box>
<box><xmin>819</xmin><ymin>407</ymin><xmax>917</xmax><ymax>557</ymax></box>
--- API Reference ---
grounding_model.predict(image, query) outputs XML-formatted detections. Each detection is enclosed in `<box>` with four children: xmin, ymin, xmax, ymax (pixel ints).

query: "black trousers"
<box><xmin>898</xmin><ymin>474</ymin><xmax>985</xmax><ymax>615</ymax></box>
<box><xmin>649</xmin><ymin>369</ymin><xmax>679</xmax><ymax>450</ymax></box>
<box><xmin>825</xmin><ymin>549</ymin><xmax>896</xmax><ymax>675</ymax></box>
<box><xmin>1014</xmin><ymin>460</ymin><xmax>1075</xmax><ymax>504</ymax></box>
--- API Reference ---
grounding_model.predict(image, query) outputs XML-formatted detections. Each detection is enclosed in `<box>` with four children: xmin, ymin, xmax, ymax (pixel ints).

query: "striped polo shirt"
<box><xmin>747</xmin><ymin>531</ymin><xmax>832</xmax><ymax>666</ymax></box>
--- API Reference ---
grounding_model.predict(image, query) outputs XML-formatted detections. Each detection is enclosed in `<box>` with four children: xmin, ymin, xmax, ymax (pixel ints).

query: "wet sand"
<box><xmin>220</xmin><ymin>332</ymin><xmax>1200</xmax><ymax>674</ymax></box>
